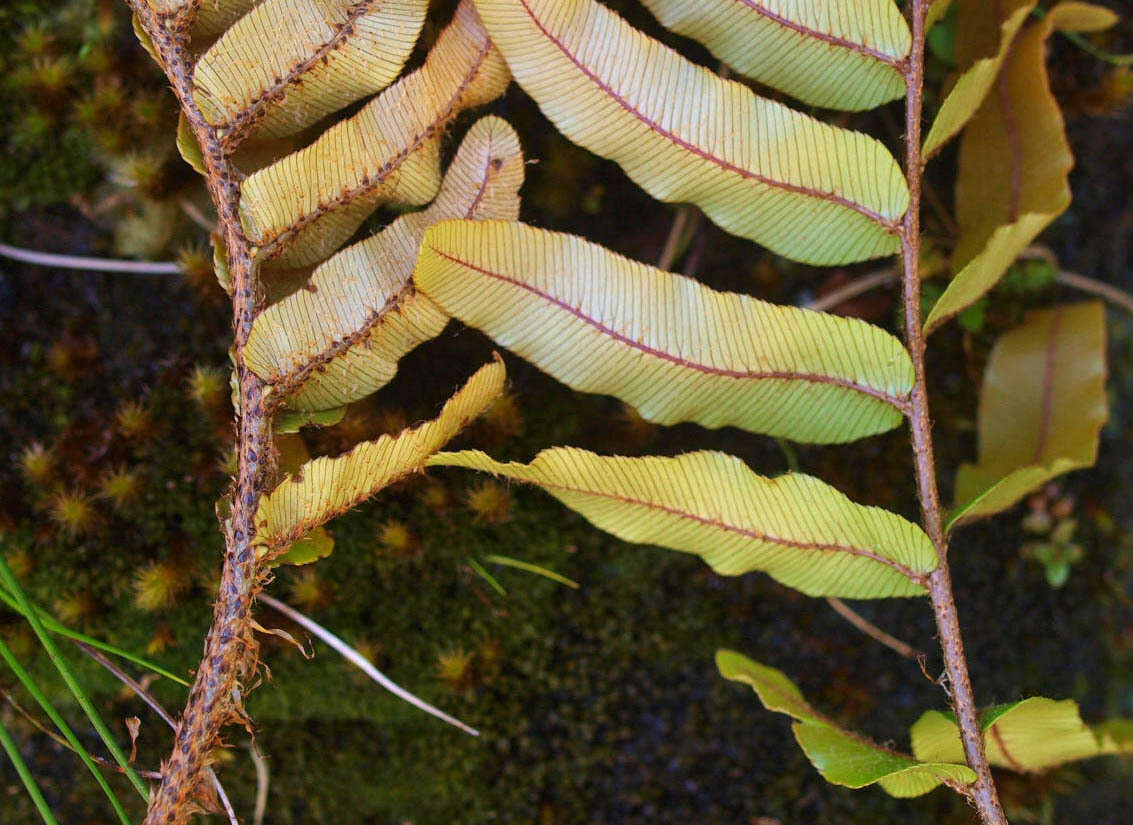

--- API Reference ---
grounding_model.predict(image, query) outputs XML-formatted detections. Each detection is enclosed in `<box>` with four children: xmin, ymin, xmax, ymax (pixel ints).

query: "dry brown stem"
<box><xmin>824</xmin><ymin>598</ymin><xmax>924</xmax><ymax>661</ymax></box>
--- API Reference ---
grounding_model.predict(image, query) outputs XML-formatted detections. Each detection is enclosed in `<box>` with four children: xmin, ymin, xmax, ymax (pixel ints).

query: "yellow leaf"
<box><xmin>913</xmin><ymin>697</ymin><xmax>1129</xmax><ymax>772</ymax></box>
<box><xmin>246</xmin><ymin>116</ymin><xmax>525</xmax><ymax>411</ymax></box>
<box><xmin>268</xmin><ymin>433</ymin><xmax>335</xmax><ymax>565</ymax></box>
<box><xmin>176</xmin><ymin>112</ymin><xmax>204</xmax><ymax>174</ymax></box>
<box><xmin>274</xmin><ymin>432</ymin><xmax>312</xmax><ymax>476</ymax></box>
<box><xmin>925</xmin><ymin>3</ymin><xmax>1115</xmax><ymax>332</ymax></box>
<box><xmin>474</xmin><ymin>0</ymin><xmax>908</xmax><ymax>265</ymax></box>
<box><xmin>921</xmin><ymin>0</ymin><xmax>1037</xmax><ymax>159</ymax></box>
<box><xmin>926</xmin><ymin>0</ymin><xmax>954</xmax><ymax>30</ymax></box>
<box><xmin>638</xmin><ymin>0</ymin><xmax>910</xmax><ymax>111</ymax></box>
<box><xmin>271</xmin><ymin>525</ymin><xmax>334</xmax><ymax>566</ymax></box>
<box><xmin>274</xmin><ymin>406</ymin><xmax>347</xmax><ymax>434</ymax></box>
<box><xmin>1043</xmin><ymin>2</ymin><xmax>1119</xmax><ymax>32</ymax></box>
<box><xmin>952</xmin><ymin>302</ymin><xmax>1107</xmax><ymax>525</ymax></box>
<box><xmin>238</xmin><ymin>0</ymin><xmax>510</xmax><ymax>268</ymax></box>
<box><xmin>716</xmin><ymin>650</ymin><xmax>821</xmax><ymax>721</ymax></box>
<box><xmin>795</xmin><ymin>722</ymin><xmax>976</xmax><ymax>797</ymax></box>
<box><xmin>131</xmin><ymin>13</ymin><xmax>159</xmax><ymax>63</ymax></box>
<box><xmin>414</xmin><ymin>220</ymin><xmax>913</xmax><ymax>444</ymax></box>
<box><xmin>255</xmin><ymin>357</ymin><xmax>505</xmax><ymax>557</ymax></box>
<box><xmin>428</xmin><ymin>448</ymin><xmax>936</xmax><ymax>598</ymax></box>
<box><xmin>193</xmin><ymin>0</ymin><xmax>427</xmax><ymax>145</ymax></box>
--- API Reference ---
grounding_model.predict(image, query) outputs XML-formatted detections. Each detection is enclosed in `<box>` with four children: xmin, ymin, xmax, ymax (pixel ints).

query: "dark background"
<box><xmin>1</xmin><ymin>1</ymin><xmax>1130</xmax><ymax>822</ymax></box>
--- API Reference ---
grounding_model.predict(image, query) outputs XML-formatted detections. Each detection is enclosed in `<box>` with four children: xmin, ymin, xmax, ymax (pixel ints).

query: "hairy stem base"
<box><xmin>126</xmin><ymin>2</ymin><xmax>273</xmax><ymax>822</ymax></box>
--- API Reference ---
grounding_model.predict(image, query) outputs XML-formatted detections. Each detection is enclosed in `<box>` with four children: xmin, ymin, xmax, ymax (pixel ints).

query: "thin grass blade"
<box><xmin>0</xmin><ymin>714</ymin><xmax>60</xmax><ymax>825</ymax></box>
<box><xmin>0</xmin><ymin>554</ymin><xmax>149</xmax><ymax>801</ymax></box>
<box><xmin>258</xmin><ymin>593</ymin><xmax>480</xmax><ymax>736</ymax></box>
<box><xmin>0</xmin><ymin>585</ymin><xmax>189</xmax><ymax>687</ymax></box>
<box><xmin>466</xmin><ymin>558</ymin><xmax>508</xmax><ymax>596</ymax></box>
<box><xmin>484</xmin><ymin>555</ymin><xmax>580</xmax><ymax>589</ymax></box>
<box><xmin>0</xmin><ymin>637</ymin><xmax>132</xmax><ymax>825</ymax></box>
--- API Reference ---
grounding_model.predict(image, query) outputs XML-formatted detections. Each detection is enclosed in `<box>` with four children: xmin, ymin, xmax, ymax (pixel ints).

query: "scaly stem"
<box><xmin>126</xmin><ymin>4</ymin><xmax>273</xmax><ymax>823</ymax></box>
<box><xmin>900</xmin><ymin>3</ymin><xmax>1007</xmax><ymax>824</ymax></box>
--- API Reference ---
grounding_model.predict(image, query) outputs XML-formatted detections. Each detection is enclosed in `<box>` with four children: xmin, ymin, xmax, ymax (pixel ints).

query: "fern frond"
<box><xmin>913</xmin><ymin>697</ymin><xmax>1133</xmax><ymax>772</ymax></box>
<box><xmin>921</xmin><ymin>0</ymin><xmax>1035</xmax><ymax>159</ymax></box>
<box><xmin>193</xmin><ymin>0</ymin><xmax>428</xmax><ymax>149</ymax></box>
<box><xmin>414</xmin><ymin>220</ymin><xmax>913</xmax><ymax>444</ymax></box>
<box><xmin>952</xmin><ymin>302</ymin><xmax>1107</xmax><ymax>524</ymax></box>
<box><xmin>429</xmin><ymin>448</ymin><xmax>936</xmax><ymax>598</ymax></box>
<box><xmin>924</xmin><ymin>3</ymin><xmax>1117</xmax><ymax>331</ymax></box>
<box><xmin>719</xmin><ymin>651</ymin><xmax>977</xmax><ymax>797</ymax></box>
<box><xmin>239</xmin><ymin>0</ymin><xmax>510</xmax><ymax>268</ymax></box>
<box><xmin>191</xmin><ymin>0</ymin><xmax>260</xmax><ymax>39</ymax></box>
<box><xmin>254</xmin><ymin>356</ymin><xmax>505</xmax><ymax>556</ymax></box>
<box><xmin>473</xmin><ymin>0</ymin><xmax>908</xmax><ymax>265</ymax></box>
<box><xmin>639</xmin><ymin>0</ymin><xmax>910</xmax><ymax>110</ymax></box>
<box><xmin>246</xmin><ymin>116</ymin><xmax>525</xmax><ymax>412</ymax></box>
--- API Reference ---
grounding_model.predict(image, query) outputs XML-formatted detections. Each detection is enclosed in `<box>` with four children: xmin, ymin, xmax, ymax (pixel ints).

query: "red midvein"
<box><xmin>990</xmin><ymin>724</ymin><xmax>1026</xmax><ymax>772</ymax></box>
<box><xmin>516</xmin><ymin>0</ymin><xmax>899</xmax><ymax>233</ymax></box>
<box><xmin>428</xmin><ymin>246</ymin><xmax>909</xmax><ymax>412</ymax></box>
<box><xmin>996</xmin><ymin>39</ymin><xmax>1023</xmax><ymax>223</ymax></box>
<box><xmin>735</xmin><ymin>0</ymin><xmax>904</xmax><ymax>69</ymax></box>
<box><xmin>532</xmin><ymin>476</ymin><xmax>925</xmax><ymax>584</ymax></box>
